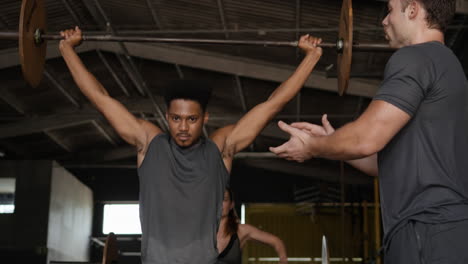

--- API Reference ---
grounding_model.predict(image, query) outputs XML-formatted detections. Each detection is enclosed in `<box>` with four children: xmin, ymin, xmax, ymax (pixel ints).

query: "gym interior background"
<box><xmin>1</xmin><ymin>0</ymin><xmax>467</xmax><ymax>263</ymax></box>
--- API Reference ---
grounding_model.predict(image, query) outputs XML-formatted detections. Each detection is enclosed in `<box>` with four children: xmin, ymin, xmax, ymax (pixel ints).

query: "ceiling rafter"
<box><xmin>0</xmin><ymin>115</ymin><xmax>95</xmax><ymax>139</ymax></box>
<box><xmin>216</xmin><ymin>0</ymin><xmax>229</xmax><ymax>39</ymax></box>
<box><xmin>60</xmin><ymin>0</ymin><xmax>83</xmax><ymax>26</ymax></box>
<box><xmin>96</xmin><ymin>50</ymin><xmax>130</xmax><ymax>97</ymax></box>
<box><xmin>91</xmin><ymin>120</ymin><xmax>118</xmax><ymax>146</ymax></box>
<box><xmin>0</xmin><ymin>88</ymin><xmax>27</xmax><ymax>115</ymax></box>
<box><xmin>241</xmin><ymin>159</ymin><xmax>372</xmax><ymax>185</ymax></box>
<box><xmin>98</xmin><ymin>42</ymin><xmax>380</xmax><ymax>98</ymax></box>
<box><xmin>0</xmin><ymin>45</ymin><xmax>379</xmax><ymax>98</ymax></box>
<box><xmin>44</xmin><ymin>130</ymin><xmax>73</xmax><ymax>152</ymax></box>
<box><xmin>145</xmin><ymin>0</ymin><xmax>163</xmax><ymax>29</ymax></box>
<box><xmin>44</xmin><ymin>69</ymin><xmax>81</xmax><ymax>108</ymax></box>
<box><xmin>0</xmin><ymin>80</ymin><xmax>76</xmax><ymax>156</ymax></box>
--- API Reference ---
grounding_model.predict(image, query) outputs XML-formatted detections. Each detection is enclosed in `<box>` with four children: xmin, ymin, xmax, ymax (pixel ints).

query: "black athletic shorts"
<box><xmin>385</xmin><ymin>219</ymin><xmax>468</xmax><ymax>264</ymax></box>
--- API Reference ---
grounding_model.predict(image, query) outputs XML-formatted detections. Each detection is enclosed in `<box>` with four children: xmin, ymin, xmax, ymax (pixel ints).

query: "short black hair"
<box><xmin>163</xmin><ymin>80</ymin><xmax>212</xmax><ymax>112</ymax></box>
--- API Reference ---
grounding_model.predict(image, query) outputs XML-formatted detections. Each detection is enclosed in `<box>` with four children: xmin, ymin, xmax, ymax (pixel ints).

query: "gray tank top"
<box><xmin>138</xmin><ymin>134</ymin><xmax>230</xmax><ymax>264</ymax></box>
<box><xmin>217</xmin><ymin>233</ymin><xmax>242</xmax><ymax>264</ymax></box>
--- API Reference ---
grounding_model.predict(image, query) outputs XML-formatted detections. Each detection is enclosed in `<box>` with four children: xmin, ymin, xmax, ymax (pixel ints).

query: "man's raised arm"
<box><xmin>59</xmin><ymin>27</ymin><xmax>161</xmax><ymax>157</ymax></box>
<box><xmin>211</xmin><ymin>35</ymin><xmax>322</xmax><ymax>162</ymax></box>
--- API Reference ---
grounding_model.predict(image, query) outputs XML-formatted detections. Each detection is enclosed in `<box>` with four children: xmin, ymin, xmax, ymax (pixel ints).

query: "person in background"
<box><xmin>217</xmin><ymin>188</ymin><xmax>287</xmax><ymax>264</ymax></box>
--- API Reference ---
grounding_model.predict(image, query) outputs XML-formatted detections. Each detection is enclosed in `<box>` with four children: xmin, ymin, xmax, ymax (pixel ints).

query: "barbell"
<box><xmin>0</xmin><ymin>0</ymin><xmax>395</xmax><ymax>95</ymax></box>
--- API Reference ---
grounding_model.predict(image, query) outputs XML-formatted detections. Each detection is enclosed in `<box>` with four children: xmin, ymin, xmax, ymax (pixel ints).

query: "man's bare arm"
<box><xmin>211</xmin><ymin>35</ymin><xmax>322</xmax><ymax>162</ymax></box>
<box><xmin>271</xmin><ymin>100</ymin><xmax>410</xmax><ymax>162</ymax></box>
<box><xmin>290</xmin><ymin>115</ymin><xmax>378</xmax><ymax>177</ymax></box>
<box><xmin>59</xmin><ymin>27</ymin><xmax>161</xmax><ymax>157</ymax></box>
<box><xmin>347</xmin><ymin>154</ymin><xmax>378</xmax><ymax>177</ymax></box>
<box><xmin>314</xmin><ymin>100</ymin><xmax>410</xmax><ymax>159</ymax></box>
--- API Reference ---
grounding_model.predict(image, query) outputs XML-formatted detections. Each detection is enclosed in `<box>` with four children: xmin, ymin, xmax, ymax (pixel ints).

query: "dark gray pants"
<box><xmin>385</xmin><ymin>219</ymin><xmax>468</xmax><ymax>264</ymax></box>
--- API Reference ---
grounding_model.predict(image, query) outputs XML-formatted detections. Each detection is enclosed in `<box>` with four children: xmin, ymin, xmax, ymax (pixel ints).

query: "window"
<box><xmin>0</xmin><ymin>178</ymin><xmax>15</xmax><ymax>214</ymax></box>
<box><xmin>241</xmin><ymin>203</ymin><xmax>245</xmax><ymax>224</ymax></box>
<box><xmin>102</xmin><ymin>203</ymin><xmax>141</xmax><ymax>235</ymax></box>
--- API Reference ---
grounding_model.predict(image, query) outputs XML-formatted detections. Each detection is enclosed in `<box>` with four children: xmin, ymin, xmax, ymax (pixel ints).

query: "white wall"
<box><xmin>47</xmin><ymin>162</ymin><xmax>93</xmax><ymax>263</ymax></box>
<box><xmin>0</xmin><ymin>178</ymin><xmax>15</xmax><ymax>193</ymax></box>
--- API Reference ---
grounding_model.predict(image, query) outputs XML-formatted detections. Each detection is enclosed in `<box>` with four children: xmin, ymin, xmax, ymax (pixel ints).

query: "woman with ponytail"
<box><xmin>217</xmin><ymin>188</ymin><xmax>288</xmax><ymax>264</ymax></box>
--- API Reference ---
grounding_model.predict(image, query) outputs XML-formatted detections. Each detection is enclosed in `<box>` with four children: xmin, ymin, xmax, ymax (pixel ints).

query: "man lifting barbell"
<box><xmin>59</xmin><ymin>26</ymin><xmax>322</xmax><ymax>264</ymax></box>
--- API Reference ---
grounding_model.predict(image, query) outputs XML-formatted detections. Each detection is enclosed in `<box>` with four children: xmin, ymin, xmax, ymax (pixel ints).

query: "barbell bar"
<box><xmin>1</xmin><ymin>0</ymin><xmax>395</xmax><ymax>95</ymax></box>
<box><xmin>0</xmin><ymin>31</ymin><xmax>394</xmax><ymax>51</ymax></box>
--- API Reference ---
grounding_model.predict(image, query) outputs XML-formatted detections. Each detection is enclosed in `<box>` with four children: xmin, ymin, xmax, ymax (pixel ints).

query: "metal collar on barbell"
<box><xmin>34</xmin><ymin>29</ymin><xmax>44</xmax><ymax>46</ymax></box>
<box><xmin>336</xmin><ymin>39</ymin><xmax>344</xmax><ymax>53</ymax></box>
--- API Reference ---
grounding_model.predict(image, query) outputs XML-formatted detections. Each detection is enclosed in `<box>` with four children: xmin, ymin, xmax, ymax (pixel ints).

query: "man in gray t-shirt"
<box><xmin>271</xmin><ymin>0</ymin><xmax>468</xmax><ymax>263</ymax></box>
<box><xmin>59</xmin><ymin>27</ymin><xmax>323</xmax><ymax>263</ymax></box>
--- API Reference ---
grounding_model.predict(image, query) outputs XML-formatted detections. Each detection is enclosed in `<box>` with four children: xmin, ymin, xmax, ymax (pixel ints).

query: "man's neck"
<box><xmin>409</xmin><ymin>28</ymin><xmax>445</xmax><ymax>46</ymax></box>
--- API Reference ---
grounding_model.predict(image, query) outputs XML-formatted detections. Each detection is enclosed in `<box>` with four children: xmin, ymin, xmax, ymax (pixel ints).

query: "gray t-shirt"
<box><xmin>374</xmin><ymin>42</ymin><xmax>468</xmax><ymax>242</ymax></box>
<box><xmin>138</xmin><ymin>134</ymin><xmax>229</xmax><ymax>264</ymax></box>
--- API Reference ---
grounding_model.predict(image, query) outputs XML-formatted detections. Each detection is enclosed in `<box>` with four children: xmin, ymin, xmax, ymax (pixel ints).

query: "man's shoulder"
<box><xmin>384</xmin><ymin>43</ymin><xmax>437</xmax><ymax>76</ymax></box>
<box><xmin>145</xmin><ymin>133</ymin><xmax>169</xmax><ymax>152</ymax></box>
<box><xmin>390</xmin><ymin>44</ymin><xmax>428</xmax><ymax>63</ymax></box>
<box><xmin>391</xmin><ymin>42</ymin><xmax>449</xmax><ymax>64</ymax></box>
<box><xmin>152</xmin><ymin>133</ymin><xmax>169</xmax><ymax>143</ymax></box>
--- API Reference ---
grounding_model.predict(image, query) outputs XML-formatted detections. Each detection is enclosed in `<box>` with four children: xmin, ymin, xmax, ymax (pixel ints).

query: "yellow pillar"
<box><xmin>374</xmin><ymin>178</ymin><xmax>381</xmax><ymax>264</ymax></box>
<box><xmin>363</xmin><ymin>200</ymin><xmax>369</xmax><ymax>262</ymax></box>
